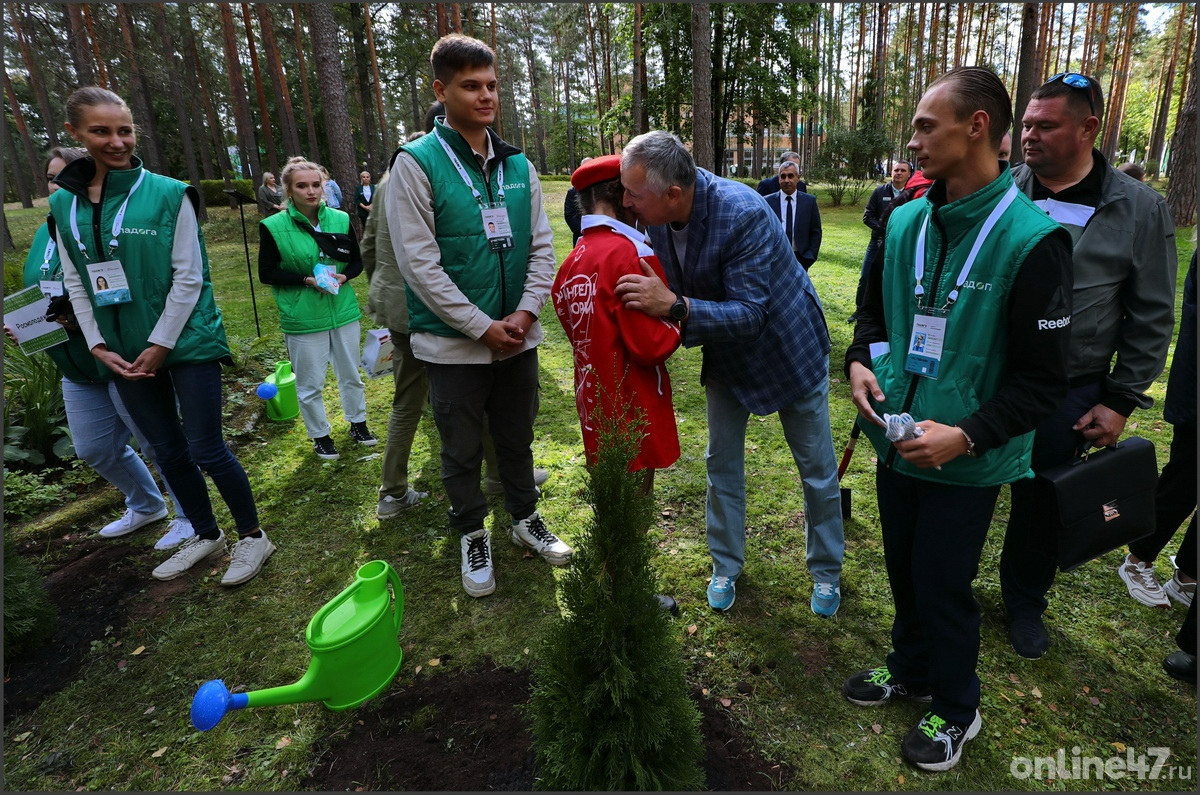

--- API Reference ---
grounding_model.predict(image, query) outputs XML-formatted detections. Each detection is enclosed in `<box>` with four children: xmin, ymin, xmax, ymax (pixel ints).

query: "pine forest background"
<box><xmin>3</xmin><ymin>2</ymin><xmax>1198</xmax><ymax>239</ymax></box>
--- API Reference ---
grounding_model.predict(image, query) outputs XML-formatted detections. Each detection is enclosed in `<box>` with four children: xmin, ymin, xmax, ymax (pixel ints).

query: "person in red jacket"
<box><xmin>552</xmin><ymin>154</ymin><xmax>681</xmax><ymax>493</ymax></box>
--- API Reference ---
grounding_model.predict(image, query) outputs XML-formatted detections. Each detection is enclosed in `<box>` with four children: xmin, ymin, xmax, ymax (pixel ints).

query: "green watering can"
<box><xmin>258</xmin><ymin>360</ymin><xmax>300</xmax><ymax>422</ymax></box>
<box><xmin>191</xmin><ymin>560</ymin><xmax>404</xmax><ymax>731</ymax></box>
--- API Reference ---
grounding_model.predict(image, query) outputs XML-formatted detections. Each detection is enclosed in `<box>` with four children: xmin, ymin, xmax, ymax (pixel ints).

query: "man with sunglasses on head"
<box><xmin>1000</xmin><ymin>72</ymin><xmax>1178</xmax><ymax>659</ymax></box>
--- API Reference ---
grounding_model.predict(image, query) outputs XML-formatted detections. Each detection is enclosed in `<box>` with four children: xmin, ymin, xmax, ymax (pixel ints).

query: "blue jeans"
<box><xmin>113</xmin><ymin>361</ymin><xmax>258</xmax><ymax>540</ymax></box>
<box><xmin>62</xmin><ymin>378</ymin><xmax>164</xmax><ymax>516</ymax></box>
<box><xmin>704</xmin><ymin>368</ymin><xmax>844</xmax><ymax>583</ymax></box>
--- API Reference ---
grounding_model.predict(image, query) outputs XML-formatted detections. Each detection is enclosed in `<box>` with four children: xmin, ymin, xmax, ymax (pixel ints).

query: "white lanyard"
<box><xmin>913</xmin><ymin>184</ymin><xmax>1018</xmax><ymax>311</ymax></box>
<box><xmin>69</xmin><ymin>169</ymin><xmax>147</xmax><ymax>260</ymax></box>
<box><xmin>41</xmin><ymin>237</ymin><xmax>58</xmax><ymax>277</ymax></box>
<box><xmin>434</xmin><ymin>129</ymin><xmax>504</xmax><ymax>206</ymax></box>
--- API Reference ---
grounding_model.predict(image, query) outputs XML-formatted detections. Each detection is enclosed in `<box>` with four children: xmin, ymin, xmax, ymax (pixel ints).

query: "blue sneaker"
<box><xmin>811</xmin><ymin>582</ymin><xmax>841</xmax><ymax>617</ymax></box>
<box><xmin>707</xmin><ymin>575</ymin><xmax>736</xmax><ymax>611</ymax></box>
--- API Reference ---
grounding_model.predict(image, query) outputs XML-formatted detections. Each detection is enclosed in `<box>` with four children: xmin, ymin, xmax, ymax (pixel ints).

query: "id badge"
<box><xmin>86</xmin><ymin>259</ymin><xmax>133</xmax><ymax>306</ymax></box>
<box><xmin>481</xmin><ymin>203</ymin><xmax>514</xmax><ymax>252</ymax></box>
<box><xmin>903</xmin><ymin>311</ymin><xmax>947</xmax><ymax>379</ymax></box>
<box><xmin>39</xmin><ymin>279</ymin><xmax>64</xmax><ymax>298</ymax></box>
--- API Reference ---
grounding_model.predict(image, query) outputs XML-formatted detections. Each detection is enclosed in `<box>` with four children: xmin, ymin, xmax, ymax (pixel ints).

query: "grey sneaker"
<box><xmin>154</xmin><ymin>517</ymin><xmax>196</xmax><ymax>550</ymax></box>
<box><xmin>511</xmin><ymin>511</ymin><xmax>572</xmax><ymax>565</ymax></box>
<box><xmin>1163</xmin><ymin>570</ymin><xmax>1196</xmax><ymax>607</ymax></box>
<box><xmin>377</xmin><ymin>488</ymin><xmax>429</xmax><ymax>519</ymax></box>
<box><xmin>1117</xmin><ymin>554</ymin><xmax>1169</xmax><ymax>607</ymax></box>
<box><xmin>152</xmin><ymin>532</ymin><xmax>226</xmax><ymax>581</ymax></box>
<box><xmin>221</xmin><ymin>532</ymin><xmax>276</xmax><ymax>585</ymax></box>
<box><xmin>99</xmin><ymin>506</ymin><xmax>168</xmax><ymax>538</ymax></box>
<box><xmin>461</xmin><ymin>528</ymin><xmax>495</xmax><ymax>597</ymax></box>
<box><xmin>484</xmin><ymin>467</ymin><xmax>548</xmax><ymax>497</ymax></box>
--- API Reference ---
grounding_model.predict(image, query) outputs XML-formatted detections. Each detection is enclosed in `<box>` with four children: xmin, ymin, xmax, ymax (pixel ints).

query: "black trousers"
<box><xmin>876</xmin><ymin>463</ymin><xmax>1001</xmax><ymax>725</ymax></box>
<box><xmin>1131</xmin><ymin>423</ymin><xmax>1197</xmax><ymax>577</ymax></box>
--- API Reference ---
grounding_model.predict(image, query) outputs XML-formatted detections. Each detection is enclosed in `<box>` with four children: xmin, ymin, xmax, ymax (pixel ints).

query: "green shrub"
<box><xmin>3</xmin><ymin>338</ymin><xmax>71</xmax><ymax>466</ymax></box>
<box><xmin>3</xmin><ymin>468</ymin><xmax>67</xmax><ymax>522</ymax></box>
<box><xmin>192</xmin><ymin>179</ymin><xmax>257</xmax><ymax>209</ymax></box>
<box><xmin>529</xmin><ymin>407</ymin><xmax>703</xmax><ymax>790</ymax></box>
<box><xmin>3</xmin><ymin>532</ymin><xmax>58</xmax><ymax>660</ymax></box>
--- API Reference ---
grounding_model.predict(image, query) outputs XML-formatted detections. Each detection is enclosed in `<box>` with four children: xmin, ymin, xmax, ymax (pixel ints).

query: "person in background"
<box><xmin>257</xmin><ymin>172</ymin><xmax>284</xmax><ymax>216</ymax></box>
<box><xmin>322</xmin><ymin>166</ymin><xmax>344</xmax><ymax>211</ymax></box>
<box><xmin>564</xmin><ymin>156</ymin><xmax>591</xmax><ymax>244</ymax></box>
<box><xmin>999</xmin><ymin>132</ymin><xmax>1012</xmax><ymax>162</ymax></box>
<box><xmin>258</xmin><ymin>156</ymin><xmax>375</xmax><ymax>461</ymax></box>
<box><xmin>52</xmin><ymin>86</ymin><xmax>273</xmax><ymax>586</ymax></box>
<box><xmin>764</xmin><ymin>160</ymin><xmax>822</xmax><ymax>270</ymax></box>
<box><xmin>1117</xmin><ymin>161</ymin><xmax>1146</xmax><ymax>181</ymax></box>
<box><xmin>355</xmin><ymin>171</ymin><xmax>374</xmax><ymax>224</ymax></box>
<box><xmin>756</xmin><ymin>151</ymin><xmax>807</xmax><ymax>196</ymax></box>
<box><xmin>10</xmin><ymin>145</ymin><xmax>193</xmax><ymax>551</ymax></box>
<box><xmin>1000</xmin><ymin>72</ymin><xmax>1177</xmax><ymax>659</ymax></box>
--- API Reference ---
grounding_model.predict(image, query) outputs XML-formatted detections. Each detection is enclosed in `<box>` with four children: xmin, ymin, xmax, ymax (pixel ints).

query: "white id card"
<box><xmin>481</xmin><ymin>203</ymin><xmax>514</xmax><ymax>252</ymax></box>
<box><xmin>903</xmin><ymin>312</ymin><xmax>947</xmax><ymax>379</ymax></box>
<box><xmin>39</xmin><ymin>279</ymin><xmax>64</xmax><ymax>298</ymax></box>
<box><xmin>86</xmin><ymin>259</ymin><xmax>133</xmax><ymax>306</ymax></box>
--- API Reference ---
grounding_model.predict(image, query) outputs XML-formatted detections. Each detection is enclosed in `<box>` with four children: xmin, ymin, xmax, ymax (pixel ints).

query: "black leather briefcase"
<box><xmin>1031</xmin><ymin>436</ymin><xmax>1158</xmax><ymax>572</ymax></box>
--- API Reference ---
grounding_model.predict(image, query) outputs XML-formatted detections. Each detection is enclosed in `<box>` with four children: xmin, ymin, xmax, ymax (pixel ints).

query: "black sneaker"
<box><xmin>843</xmin><ymin>665</ymin><xmax>933</xmax><ymax>706</ymax></box>
<box><xmin>313</xmin><ymin>435</ymin><xmax>340</xmax><ymax>460</ymax></box>
<box><xmin>1009</xmin><ymin>616</ymin><xmax>1049</xmax><ymax>659</ymax></box>
<box><xmin>901</xmin><ymin>710</ymin><xmax>981</xmax><ymax>772</ymax></box>
<box><xmin>349</xmin><ymin>421</ymin><xmax>377</xmax><ymax>446</ymax></box>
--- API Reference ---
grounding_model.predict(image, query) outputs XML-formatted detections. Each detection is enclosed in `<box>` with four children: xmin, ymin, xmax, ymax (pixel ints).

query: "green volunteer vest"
<box><xmin>400</xmin><ymin>119</ymin><xmax>532</xmax><ymax>337</ymax></box>
<box><xmin>22</xmin><ymin>220</ymin><xmax>110</xmax><ymax>383</ymax></box>
<box><xmin>861</xmin><ymin>169</ymin><xmax>1068</xmax><ymax>486</ymax></box>
<box><xmin>260</xmin><ymin>203</ymin><xmax>361</xmax><ymax>336</ymax></box>
<box><xmin>48</xmin><ymin>158</ymin><xmax>229</xmax><ymax>367</ymax></box>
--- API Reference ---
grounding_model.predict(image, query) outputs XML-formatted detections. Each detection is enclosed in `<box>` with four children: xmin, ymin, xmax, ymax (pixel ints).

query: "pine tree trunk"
<box><xmin>182</xmin><ymin>11</ymin><xmax>234</xmax><ymax>181</ymax></box>
<box><xmin>293</xmin><ymin>3</ymin><xmax>322</xmax><ymax>163</ymax></box>
<box><xmin>3</xmin><ymin>108</ymin><xmax>35</xmax><ymax>207</ymax></box>
<box><xmin>1166</xmin><ymin>41</ymin><xmax>1198</xmax><ymax>227</ymax></box>
<box><xmin>256</xmin><ymin>4</ymin><xmax>302</xmax><ymax>159</ymax></box>
<box><xmin>64</xmin><ymin>4</ymin><xmax>95</xmax><ymax>86</ymax></box>
<box><xmin>363</xmin><ymin>5</ymin><xmax>389</xmax><ymax>158</ymax></box>
<box><xmin>12</xmin><ymin>5</ymin><xmax>59</xmax><ymax>148</ymax></box>
<box><xmin>241</xmin><ymin>3</ymin><xmax>279</xmax><ymax>178</ymax></box>
<box><xmin>1011</xmin><ymin>3</ymin><xmax>1041</xmax><ymax>165</ymax></box>
<box><xmin>82</xmin><ymin>5</ymin><xmax>108</xmax><ymax>88</ymax></box>
<box><xmin>218</xmin><ymin>3</ymin><xmax>260</xmax><ymax>179</ymax></box>
<box><xmin>451</xmin><ymin>2</ymin><xmax>462</xmax><ymax>32</ymax></box>
<box><xmin>153</xmin><ymin>3</ymin><xmax>204</xmax><ymax>218</ymax></box>
<box><xmin>115</xmin><ymin>4</ymin><xmax>164</xmax><ymax>173</ymax></box>
<box><xmin>1148</xmin><ymin>6</ymin><xmax>1188</xmax><ymax>178</ymax></box>
<box><xmin>349</xmin><ymin>3</ymin><xmax>379</xmax><ymax>171</ymax></box>
<box><xmin>309</xmin><ymin>1</ymin><xmax>359</xmax><ymax>221</ymax></box>
<box><xmin>436</xmin><ymin>3</ymin><xmax>448</xmax><ymax>36</ymax></box>
<box><xmin>584</xmin><ymin>3</ymin><xmax>606</xmax><ymax>155</ymax></box>
<box><xmin>691</xmin><ymin>3</ymin><xmax>714</xmax><ymax>171</ymax></box>
<box><xmin>4</xmin><ymin>69</ymin><xmax>44</xmax><ymax>201</ymax></box>
<box><xmin>632</xmin><ymin>3</ymin><xmax>645</xmax><ymax>136</ymax></box>
<box><xmin>1101</xmin><ymin>5</ymin><xmax>1139</xmax><ymax>160</ymax></box>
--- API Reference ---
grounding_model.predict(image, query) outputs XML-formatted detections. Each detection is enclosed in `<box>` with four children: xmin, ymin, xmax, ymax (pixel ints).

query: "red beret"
<box><xmin>571</xmin><ymin>154</ymin><xmax>622</xmax><ymax>192</ymax></box>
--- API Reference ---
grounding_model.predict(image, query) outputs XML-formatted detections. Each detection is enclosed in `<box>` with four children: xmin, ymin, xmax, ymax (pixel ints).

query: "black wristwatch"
<box><xmin>668</xmin><ymin>293</ymin><xmax>688</xmax><ymax>322</ymax></box>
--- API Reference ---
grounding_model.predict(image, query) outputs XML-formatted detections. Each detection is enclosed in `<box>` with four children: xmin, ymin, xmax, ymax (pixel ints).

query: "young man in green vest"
<box><xmin>387</xmin><ymin>34</ymin><xmax>570</xmax><ymax>598</ymax></box>
<box><xmin>842</xmin><ymin>67</ymin><xmax>1074</xmax><ymax>772</ymax></box>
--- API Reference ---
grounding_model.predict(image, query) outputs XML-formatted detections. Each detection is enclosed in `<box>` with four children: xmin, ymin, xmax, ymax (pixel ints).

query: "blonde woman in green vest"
<box><xmin>52</xmin><ymin>86</ymin><xmax>274</xmax><ymax>587</ymax></box>
<box><xmin>258</xmin><ymin>156</ymin><xmax>374</xmax><ymax>460</ymax></box>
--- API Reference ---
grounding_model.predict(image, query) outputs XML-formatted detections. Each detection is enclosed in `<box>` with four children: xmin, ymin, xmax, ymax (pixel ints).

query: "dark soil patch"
<box><xmin>3</xmin><ymin>532</ymin><xmax>188</xmax><ymax>722</ymax></box>
<box><xmin>301</xmin><ymin>667</ymin><xmax>791</xmax><ymax>791</ymax></box>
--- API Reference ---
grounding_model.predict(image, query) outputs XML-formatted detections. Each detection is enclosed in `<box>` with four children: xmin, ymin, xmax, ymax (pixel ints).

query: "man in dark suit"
<box><xmin>764</xmin><ymin>161</ymin><xmax>822</xmax><ymax>270</ymax></box>
<box><xmin>614</xmin><ymin>130</ymin><xmax>844</xmax><ymax>619</ymax></box>
<box><xmin>756</xmin><ymin>151</ymin><xmax>807</xmax><ymax>195</ymax></box>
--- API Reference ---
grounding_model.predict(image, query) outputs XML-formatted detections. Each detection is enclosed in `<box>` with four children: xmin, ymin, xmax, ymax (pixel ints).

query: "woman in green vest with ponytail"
<box><xmin>51</xmin><ymin>86</ymin><xmax>274</xmax><ymax>587</ymax></box>
<box><xmin>258</xmin><ymin>157</ymin><xmax>373</xmax><ymax>461</ymax></box>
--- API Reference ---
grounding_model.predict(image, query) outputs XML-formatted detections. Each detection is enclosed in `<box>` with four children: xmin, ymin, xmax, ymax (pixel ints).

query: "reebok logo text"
<box><xmin>1038</xmin><ymin>316</ymin><xmax>1071</xmax><ymax>330</ymax></box>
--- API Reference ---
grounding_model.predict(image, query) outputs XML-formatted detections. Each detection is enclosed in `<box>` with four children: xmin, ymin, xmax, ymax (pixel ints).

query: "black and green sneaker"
<box><xmin>843</xmin><ymin>665</ymin><xmax>933</xmax><ymax>707</ymax></box>
<box><xmin>901</xmin><ymin>710</ymin><xmax>982</xmax><ymax>772</ymax></box>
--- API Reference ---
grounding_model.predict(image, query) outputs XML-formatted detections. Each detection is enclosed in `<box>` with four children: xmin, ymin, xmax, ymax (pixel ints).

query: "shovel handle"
<box><xmin>837</xmin><ymin>422</ymin><xmax>862</xmax><ymax>482</ymax></box>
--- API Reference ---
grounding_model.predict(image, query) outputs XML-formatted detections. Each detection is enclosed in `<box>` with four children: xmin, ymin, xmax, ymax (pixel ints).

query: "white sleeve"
<box><xmin>58</xmin><ymin>228</ymin><xmax>106</xmax><ymax>351</ymax></box>
<box><xmin>147</xmin><ymin>198</ymin><xmax>204</xmax><ymax>349</ymax></box>
<box><xmin>518</xmin><ymin>160</ymin><xmax>555</xmax><ymax>317</ymax></box>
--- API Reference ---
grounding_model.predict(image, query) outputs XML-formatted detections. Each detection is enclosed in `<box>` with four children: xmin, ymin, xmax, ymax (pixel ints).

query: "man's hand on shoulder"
<box><xmin>615</xmin><ymin>258</ymin><xmax>674</xmax><ymax>317</ymax></box>
<box><xmin>1072</xmin><ymin>403</ymin><xmax>1128</xmax><ymax>447</ymax></box>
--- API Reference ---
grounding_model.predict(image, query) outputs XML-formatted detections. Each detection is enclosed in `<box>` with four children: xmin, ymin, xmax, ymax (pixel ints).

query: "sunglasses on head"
<box><xmin>1047</xmin><ymin>72</ymin><xmax>1097</xmax><ymax>116</ymax></box>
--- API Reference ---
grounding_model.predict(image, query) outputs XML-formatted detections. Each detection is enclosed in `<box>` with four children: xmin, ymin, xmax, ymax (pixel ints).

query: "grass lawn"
<box><xmin>3</xmin><ymin>182</ymin><xmax>1196</xmax><ymax>791</ymax></box>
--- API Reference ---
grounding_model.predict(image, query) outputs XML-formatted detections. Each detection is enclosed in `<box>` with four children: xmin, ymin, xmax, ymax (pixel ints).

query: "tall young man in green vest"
<box><xmin>842</xmin><ymin>67</ymin><xmax>1074</xmax><ymax>772</ymax></box>
<box><xmin>387</xmin><ymin>34</ymin><xmax>570</xmax><ymax>598</ymax></box>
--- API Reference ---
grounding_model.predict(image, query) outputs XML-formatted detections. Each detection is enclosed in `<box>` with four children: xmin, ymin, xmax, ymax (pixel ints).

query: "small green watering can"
<box><xmin>257</xmin><ymin>360</ymin><xmax>300</xmax><ymax>422</ymax></box>
<box><xmin>191</xmin><ymin>560</ymin><xmax>404</xmax><ymax>731</ymax></box>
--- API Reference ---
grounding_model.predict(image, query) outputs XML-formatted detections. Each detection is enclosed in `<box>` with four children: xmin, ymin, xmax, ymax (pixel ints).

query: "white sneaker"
<box><xmin>221</xmin><ymin>532</ymin><xmax>277</xmax><ymax>586</ymax></box>
<box><xmin>511</xmin><ymin>511</ymin><xmax>572</xmax><ymax>565</ymax></box>
<box><xmin>99</xmin><ymin>506</ymin><xmax>168</xmax><ymax>538</ymax></box>
<box><xmin>1163</xmin><ymin>570</ymin><xmax>1196</xmax><ymax>607</ymax></box>
<box><xmin>461</xmin><ymin>528</ymin><xmax>496</xmax><ymax>597</ymax></box>
<box><xmin>377</xmin><ymin>488</ymin><xmax>428</xmax><ymax>519</ymax></box>
<box><xmin>1117</xmin><ymin>554</ymin><xmax>1170</xmax><ymax>607</ymax></box>
<box><xmin>154</xmin><ymin>518</ymin><xmax>196</xmax><ymax>550</ymax></box>
<box><xmin>152</xmin><ymin>532</ymin><xmax>226</xmax><ymax>581</ymax></box>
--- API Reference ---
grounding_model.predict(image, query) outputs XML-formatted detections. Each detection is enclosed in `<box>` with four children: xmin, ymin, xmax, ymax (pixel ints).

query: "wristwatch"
<box><xmin>668</xmin><ymin>293</ymin><xmax>688</xmax><ymax>322</ymax></box>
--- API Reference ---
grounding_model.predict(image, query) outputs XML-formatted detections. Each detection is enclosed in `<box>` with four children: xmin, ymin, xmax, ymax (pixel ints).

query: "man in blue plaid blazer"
<box><xmin>615</xmin><ymin>130</ymin><xmax>845</xmax><ymax>617</ymax></box>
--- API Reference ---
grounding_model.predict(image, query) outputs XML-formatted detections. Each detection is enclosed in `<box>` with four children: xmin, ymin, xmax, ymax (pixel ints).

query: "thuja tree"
<box><xmin>528</xmin><ymin>411</ymin><xmax>702</xmax><ymax>790</ymax></box>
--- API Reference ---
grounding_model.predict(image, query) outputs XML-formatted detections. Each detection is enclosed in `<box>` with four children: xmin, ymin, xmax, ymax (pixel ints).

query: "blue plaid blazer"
<box><xmin>646</xmin><ymin>168</ymin><xmax>831</xmax><ymax>415</ymax></box>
